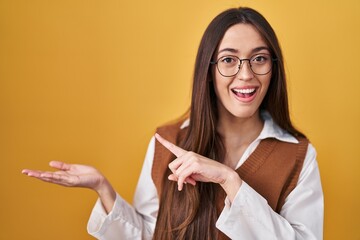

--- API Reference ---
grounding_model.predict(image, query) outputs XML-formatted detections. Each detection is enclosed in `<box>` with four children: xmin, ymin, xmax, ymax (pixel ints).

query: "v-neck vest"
<box><xmin>151</xmin><ymin>120</ymin><xmax>308</xmax><ymax>239</ymax></box>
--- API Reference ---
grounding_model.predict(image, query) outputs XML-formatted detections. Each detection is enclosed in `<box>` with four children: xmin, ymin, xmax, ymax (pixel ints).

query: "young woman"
<box><xmin>22</xmin><ymin>7</ymin><xmax>323</xmax><ymax>240</ymax></box>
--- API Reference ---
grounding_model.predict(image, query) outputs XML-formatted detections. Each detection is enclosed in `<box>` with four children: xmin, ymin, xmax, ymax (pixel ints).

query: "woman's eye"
<box><xmin>252</xmin><ymin>55</ymin><xmax>268</xmax><ymax>62</ymax></box>
<box><xmin>221</xmin><ymin>57</ymin><xmax>236</xmax><ymax>64</ymax></box>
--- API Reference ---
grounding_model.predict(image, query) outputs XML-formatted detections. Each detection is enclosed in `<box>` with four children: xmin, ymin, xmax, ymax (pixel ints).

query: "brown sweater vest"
<box><xmin>151</xmin><ymin>121</ymin><xmax>308</xmax><ymax>239</ymax></box>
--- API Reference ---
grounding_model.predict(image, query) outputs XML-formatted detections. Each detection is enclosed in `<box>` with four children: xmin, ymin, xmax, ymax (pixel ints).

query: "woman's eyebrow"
<box><xmin>251</xmin><ymin>46</ymin><xmax>270</xmax><ymax>54</ymax></box>
<box><xmin>217</xmin><ymin>48</ymin><xmax>238</xmax><ymax>54</ymax></box>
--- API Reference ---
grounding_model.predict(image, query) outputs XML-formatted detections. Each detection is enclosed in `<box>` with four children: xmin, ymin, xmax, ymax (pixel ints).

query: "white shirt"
<box><xmin>87</xmin><ymin>112</ymin><xmax>324</xmax><ymax>239</ymax></box>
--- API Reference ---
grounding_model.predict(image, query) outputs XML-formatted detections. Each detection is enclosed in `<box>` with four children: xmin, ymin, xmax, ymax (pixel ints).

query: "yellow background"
<box><xmin>1</xmin><ymin>0</ymin><xmax>359</xmax><ymax>239</ymax></box>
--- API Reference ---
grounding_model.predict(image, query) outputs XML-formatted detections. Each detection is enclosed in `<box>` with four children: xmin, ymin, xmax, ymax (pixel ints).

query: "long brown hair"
<box><xmin>153</xmin><ymin>7</ymin><xmax>304</xmax><ymax>240</ymax></box>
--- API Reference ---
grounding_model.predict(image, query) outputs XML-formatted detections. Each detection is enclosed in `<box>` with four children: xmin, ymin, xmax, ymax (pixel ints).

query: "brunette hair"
<box><xmin>153</xmin><ymin>7</ymin><xmax>304</xmax><ymax>240</ymax></box>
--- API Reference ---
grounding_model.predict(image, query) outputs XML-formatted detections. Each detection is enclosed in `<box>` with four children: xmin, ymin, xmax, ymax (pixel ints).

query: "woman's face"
<box><xmin>213</xmin><ymin>23</ymin><xmax>272</xmax><ymax>121</ymax></box>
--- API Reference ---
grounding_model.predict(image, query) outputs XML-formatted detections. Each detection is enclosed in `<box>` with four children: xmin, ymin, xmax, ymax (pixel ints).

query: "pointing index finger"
<box><xmin>155</xmin><ymin>133</ymin><xmax>186</xmax><ymax>157</ymax></box>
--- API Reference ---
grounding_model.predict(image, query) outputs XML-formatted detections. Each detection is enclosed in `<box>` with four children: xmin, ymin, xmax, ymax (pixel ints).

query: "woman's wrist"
<box><xmin>220</xmin><ymin>170</ymin><xmax>242</xmax><ymax>203</ymax></box>
<box><xmin>95</xmin><ymin>177</ymin><xmax>116</xmax><ymax>214</ymax></box>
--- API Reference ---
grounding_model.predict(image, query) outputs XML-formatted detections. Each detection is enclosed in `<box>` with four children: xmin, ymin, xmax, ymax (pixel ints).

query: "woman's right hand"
<box><xmin>22</xmin><ymin>161</ymin><xmax>116</xmax><ymax>213</ymax></box>
<box><xmin>22</xmin><ymin>161</ymin><xmax>105</xmax><ymax>191</ymax></box>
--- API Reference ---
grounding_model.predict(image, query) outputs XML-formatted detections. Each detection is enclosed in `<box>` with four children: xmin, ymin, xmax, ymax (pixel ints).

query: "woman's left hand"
<box><xmin>155</xmin><ymin>133</ymin><xmax>242</xmax><ymax>200</ymax></box>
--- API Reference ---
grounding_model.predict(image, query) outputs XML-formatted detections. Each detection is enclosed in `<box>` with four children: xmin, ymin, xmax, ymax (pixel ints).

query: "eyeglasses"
<box><xmin>210</xmin><ymin>53</ymin><xmax>277</xmax><ymax>77</ymax></box>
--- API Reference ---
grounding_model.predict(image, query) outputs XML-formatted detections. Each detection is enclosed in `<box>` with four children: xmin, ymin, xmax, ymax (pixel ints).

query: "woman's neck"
<box><xmin>217</xmin><ymin>110</ymin><xmax>264</xmax><ymax>146</ymax></box>
<box><xmin>216</xmin><ymin>110</ymin><xmax>264</xmax><ymax>169</ymax></box>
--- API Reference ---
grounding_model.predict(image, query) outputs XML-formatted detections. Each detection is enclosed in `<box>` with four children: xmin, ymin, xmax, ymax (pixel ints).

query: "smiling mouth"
<box><xmin>231</xmin><ymin>88</ymin><xmax>257</xmax><ymax>98</ymax></box>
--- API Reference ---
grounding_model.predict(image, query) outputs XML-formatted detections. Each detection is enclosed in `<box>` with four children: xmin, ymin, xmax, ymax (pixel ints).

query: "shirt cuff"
<box><xmin>87</xmin><ymin>193</ymin><xmax>137</xmax><ymax>238</ymax></box>
<box><xmin>216</xmin><ymin>181</ymin><xmax>270</xmax><ymax>239</ymax></box>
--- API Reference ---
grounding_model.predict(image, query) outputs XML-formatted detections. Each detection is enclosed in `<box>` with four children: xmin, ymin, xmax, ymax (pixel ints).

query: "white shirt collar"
<box><xmin>259</xmin><ymin>111</ymin><xmax>298</xmax><ymax>144</ymax></box>
<box><xmin>179</xmin><ymin>110</ymin><xmax>298</xmax><ymax>144</ymax></box>
<box><xmin>180</xmin><ymin>118</ymin><xmax>190</xmax><ymax>130</ymax></box>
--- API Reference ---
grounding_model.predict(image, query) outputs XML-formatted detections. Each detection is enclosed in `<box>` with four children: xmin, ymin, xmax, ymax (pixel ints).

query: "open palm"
<box><xmin>22</xmin><ymin>161</ymin><xmax>104</xmax><ymax>191</ymax></box>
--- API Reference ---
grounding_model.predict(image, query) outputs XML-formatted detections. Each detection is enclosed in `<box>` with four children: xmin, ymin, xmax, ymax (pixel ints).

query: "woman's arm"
<box><xmin>216</xmin><ymin>144</ymin><xmax>324</xmax><ymax>240</ymax></box>
<box><xmin>22</xmin><ymin>137</ymin><xmax>159</xmax><ymax>240</ymax></box>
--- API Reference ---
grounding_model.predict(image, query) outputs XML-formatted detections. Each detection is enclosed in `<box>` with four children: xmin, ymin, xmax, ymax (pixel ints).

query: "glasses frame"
<box><xmin>210</xmin><ymin>54</ymin><xmax>278</xmax><ymax>77</ymax></box>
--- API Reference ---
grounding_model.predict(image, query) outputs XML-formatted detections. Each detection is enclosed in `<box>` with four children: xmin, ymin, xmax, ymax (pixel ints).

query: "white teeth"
<box><xmin>233</xmin><ymin>88</ymin><xmax>256</xmax><ymax>94</ymax></box>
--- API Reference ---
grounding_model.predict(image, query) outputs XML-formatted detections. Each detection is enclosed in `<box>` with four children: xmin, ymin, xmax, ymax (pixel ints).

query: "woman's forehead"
<box><xmin>217</xmin><ymin>23</ymin><xmax>269</xmax><ymax>55</ymax></box>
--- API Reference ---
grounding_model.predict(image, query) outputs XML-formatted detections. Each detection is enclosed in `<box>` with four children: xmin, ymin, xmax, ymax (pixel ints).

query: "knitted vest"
<box><xmin>151</xmin><ymin>121</ymin><xmax>308</xmax><ymax>239</ymax></box>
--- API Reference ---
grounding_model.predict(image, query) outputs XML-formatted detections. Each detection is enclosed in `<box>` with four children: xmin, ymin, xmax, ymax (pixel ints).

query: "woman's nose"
<box><xmin>236</xmin><ymin>60</ymin><xmax>254</xmax><ymax>81</ymax></box>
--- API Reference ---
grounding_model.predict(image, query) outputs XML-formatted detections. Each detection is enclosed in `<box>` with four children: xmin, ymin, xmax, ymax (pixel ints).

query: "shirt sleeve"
<box><xmin>87</xmin><ymin>137</ymin><xmax>159</xmax><ymax>240</ymax></box>
<box><xmin>216</xmin><ymin>143</ymin><xmax>324</xmax><ymax>240</ymax></box>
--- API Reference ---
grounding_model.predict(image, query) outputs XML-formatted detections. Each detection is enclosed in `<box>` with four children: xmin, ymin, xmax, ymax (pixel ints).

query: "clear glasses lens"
<box><xmin>217</xmin><ymin>54</ymin><xmax>273</xmax><ymax>76</ymax></box>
